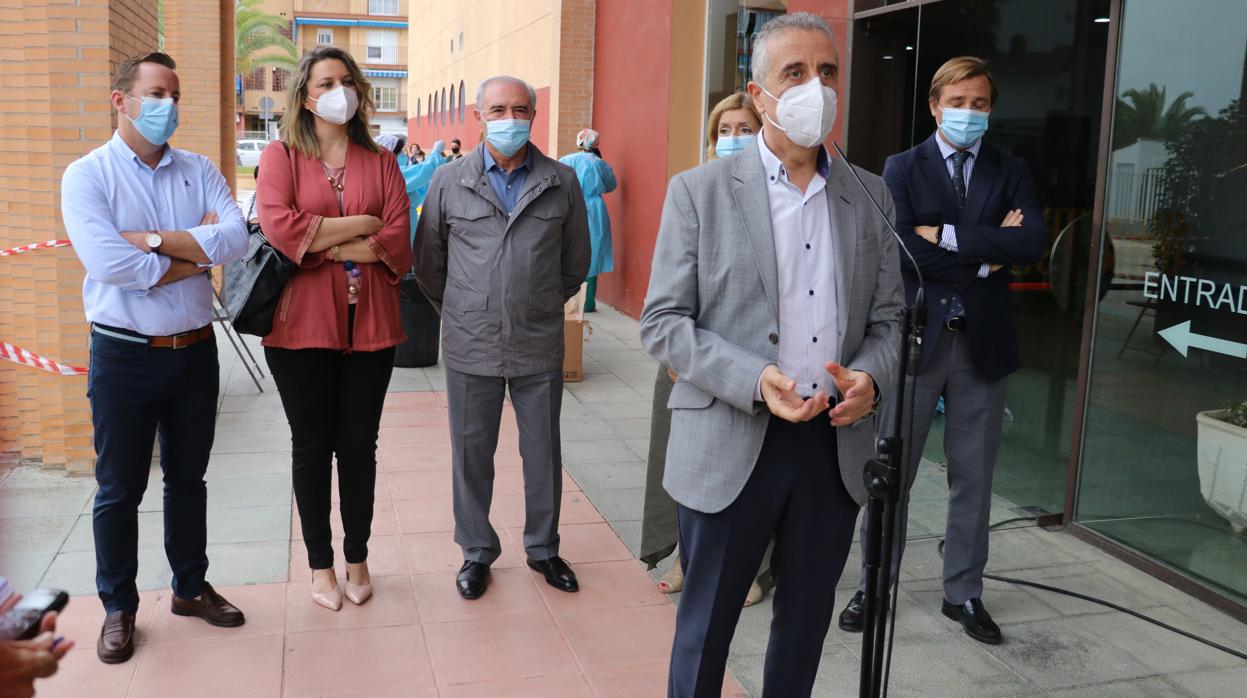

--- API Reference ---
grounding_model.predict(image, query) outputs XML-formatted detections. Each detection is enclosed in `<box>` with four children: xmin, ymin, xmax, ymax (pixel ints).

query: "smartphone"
<box><xmin>0</xmin><ymin>588</ymin><xmax>70</xmax><ymax>641</ymax></box>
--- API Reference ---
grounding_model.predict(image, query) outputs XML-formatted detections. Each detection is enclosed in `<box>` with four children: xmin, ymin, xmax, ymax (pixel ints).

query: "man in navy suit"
<box><xmin>838</xmin><ymin>56</ymin><xmax>1047</xmax><ymax>644</ymax></box>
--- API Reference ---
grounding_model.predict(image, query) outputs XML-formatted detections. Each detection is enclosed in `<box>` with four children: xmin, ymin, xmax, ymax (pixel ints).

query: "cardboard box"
<box><xmin>563</xmin><ymin>319</ymin><xmax>588</xmax><ymax>382</ymax></box>
<box><xmin>563</xmin><ymin>281</ymin><xmax>590</xmax><ymax>382</ymax></box>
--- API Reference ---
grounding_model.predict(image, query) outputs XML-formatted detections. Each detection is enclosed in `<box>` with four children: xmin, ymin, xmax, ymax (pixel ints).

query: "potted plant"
<box><xmin>1196</xmin><ymin>399</ymin><xmax>1247</xmax><ymax>534</ymax></box>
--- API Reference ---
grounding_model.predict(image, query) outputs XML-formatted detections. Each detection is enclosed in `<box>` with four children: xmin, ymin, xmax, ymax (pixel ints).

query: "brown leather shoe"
<box><xmin>97</xmin><ymin>610</ymin><xmax>136</xmax><ymax>664</ymax></box>
<box><xmin>170</xmin><ymin>582</ymin><xmax>245</xmax><ymax>628</ymax></box>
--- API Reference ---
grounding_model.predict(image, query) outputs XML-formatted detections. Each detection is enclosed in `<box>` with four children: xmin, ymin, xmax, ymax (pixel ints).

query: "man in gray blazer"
<box><xmin>640</xmin><ymin>13</ymin><xmax>903</xmax><ymax>697</ymax></box>
<box><xmin>415</xmin><ymin>75</ymin><xmax>591</xmax><ymax>600</ymax></box>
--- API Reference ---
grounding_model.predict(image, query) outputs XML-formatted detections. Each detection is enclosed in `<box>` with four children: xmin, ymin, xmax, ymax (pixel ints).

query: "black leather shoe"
<box><xmin>456</xmin><ymin>561</ymin><xmax>490</xmax><ymax>600</ymax></box>
<box><xmin>941</xmin><ymin>598</ymin><xmax>1003</xmax><ymax>644</ymax></box>
<box><xmin>527</xmin><ymin>556</ymin><xmax>579</xmax><ymax>593</ymax></box>
<box><xmin>838</xmin><ymin>590</ymin><xmax>866</xmax><ymax>632</ymax></box>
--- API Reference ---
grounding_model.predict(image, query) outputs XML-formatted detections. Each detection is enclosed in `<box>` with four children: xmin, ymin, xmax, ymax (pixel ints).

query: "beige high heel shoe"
<box><xmin>311</xmin><ymin>573</ymin><xmax>342</xmax><ymax>612</ymax></box>
<box><xmin>345</xmin><ymin>564</ymin><xmax>373</xmax><ymax>605</ymax></box>
<box><xmin>657</xmin><ymin>562</ymin><xmax>684</xmax><ymax>594</ymax></box>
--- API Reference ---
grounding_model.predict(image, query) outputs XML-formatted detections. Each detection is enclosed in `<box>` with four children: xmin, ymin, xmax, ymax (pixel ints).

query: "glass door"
<box><xmin>1076</xmin><ymin>0</ymin><xmax>1247</xmax><ymax>604</ymax></box>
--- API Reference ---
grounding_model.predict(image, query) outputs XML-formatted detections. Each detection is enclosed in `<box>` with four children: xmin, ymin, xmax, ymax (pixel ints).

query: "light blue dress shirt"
<box><xmin>482</xmin><ymin>146</ymin><xmax>532</xmax><ymax>213</ymax></box>
<box><xmin>61</xmin><ymin>132</ymin><xmax>249</xmax><ymax>336</ymax></box>
<box><xmin>934</xmin><ymin>134</ymin><xmax>990</xmax><ymax>278</ymax></box>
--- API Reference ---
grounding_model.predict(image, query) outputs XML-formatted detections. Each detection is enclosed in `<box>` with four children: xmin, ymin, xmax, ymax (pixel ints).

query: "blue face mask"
<box><xmin>485</xmin><ymin>118</ymin><xmax>531</xmax><ymax>157</ymax></box>
<box><xmin>715</xmin><ymin>134</ymin><xmax>755</xmax><ymax>158</ymax></box>
<box><xmin>124</xmin><ymin>95</ymin><xmax>179</xmax><ymax>146</ymax></box>
<box><xmin>938</xmin><ymin>107</ymin><xmax>989</xmax><ymax>148</ymax></box>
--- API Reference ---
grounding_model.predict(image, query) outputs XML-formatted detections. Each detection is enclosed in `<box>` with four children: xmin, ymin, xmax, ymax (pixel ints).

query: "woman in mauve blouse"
<box><xmin>256</xmin><ymin>46</ymin><xmax>411</xmax><ymax>612</ymax></box>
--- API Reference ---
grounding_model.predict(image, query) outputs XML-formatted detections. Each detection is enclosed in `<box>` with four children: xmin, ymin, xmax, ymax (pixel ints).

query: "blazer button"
<box><xmin>768</xmin><ymin>333</ymin><xmax>779</xmax><ymax>345</ymax></box>
<box><xmin>940</xmin><ymin>298</ymin><xmax>948</xmax><ymax>306</ymax></box>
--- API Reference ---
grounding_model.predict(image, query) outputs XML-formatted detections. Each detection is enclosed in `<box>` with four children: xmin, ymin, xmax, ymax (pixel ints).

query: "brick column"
<box><xmin>0</xmin><ymin>0</ymin><xmax>159</xmax><ymax>472</ymax></box>
<box><xmin>552</xmin><ymin>0</ymin><xmax>595</xmax><ymax>157</ymax></box>
<box><xmin>163</xmin><ymin>0</ymin><xmax>234</xmax><ymax>181</ymax></box>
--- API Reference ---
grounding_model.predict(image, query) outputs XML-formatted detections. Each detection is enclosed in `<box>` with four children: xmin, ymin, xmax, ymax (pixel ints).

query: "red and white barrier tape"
<box><xmin>1</xmin><ymin>343</ymin><xmax>87</xmax><ymax>376</ymax></box>
<box><xmin>0</xmin><ymin>239</ymin><xmax>72</xmax><ymax>257</ymax></box>
<box><xmin>1</xmin><ymin>239</ymin><xmax>87</xmax><ymax>375</ymax></box>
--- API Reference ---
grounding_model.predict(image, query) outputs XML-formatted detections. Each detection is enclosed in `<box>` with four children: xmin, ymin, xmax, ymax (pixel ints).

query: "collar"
<box><xmin>109</xmin><ymin>130</ymin><xmax>174</xmax><ymax>170</ymax></box>
<box><xmin>482</xmin><ymin>144</ymin><xmax>533</xmax><ymax>175</ymax></box>
<box><xmin>935</xmin><ymin>130</ymin><xmax>982</xmax><ymax>161</ymax></box>
<box><xmin>757</xmin><ymin>128</ymin><xmax>830</xmax><ymax>183</ymax></box>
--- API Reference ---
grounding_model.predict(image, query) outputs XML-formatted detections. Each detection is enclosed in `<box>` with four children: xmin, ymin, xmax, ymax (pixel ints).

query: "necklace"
<box><xmin>320</xmin><ymin>160</ymin><xmax>345</xmax><ymax>192</ymax></box>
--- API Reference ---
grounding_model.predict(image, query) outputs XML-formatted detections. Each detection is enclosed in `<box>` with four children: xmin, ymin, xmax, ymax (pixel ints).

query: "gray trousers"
<box><xmin>446</xmin><ymin>366</ymin><xmax>564</xmax><ymax>565</ymax></box>
<box><xmin>857</xmin><ymin>328</ymin><xmax>1007</xmax><ymax>604</ymax></box>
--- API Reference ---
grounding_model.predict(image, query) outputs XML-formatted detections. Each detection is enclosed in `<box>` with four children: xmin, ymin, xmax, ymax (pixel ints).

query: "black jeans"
<box><xmin>265</xmin><ymin>344</ymin><xmax>395</xmax><ymax>570</ymax></box>
<box><xmin>88</xmin><ymin>330</ymin><xmax>218</xmax><ymax>613</ymax></box>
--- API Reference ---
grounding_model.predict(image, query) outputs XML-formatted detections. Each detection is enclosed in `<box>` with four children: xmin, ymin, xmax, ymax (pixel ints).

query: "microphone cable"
<box><xmin>935</xmin><ymin>523</ymin><xmax>1247</xmax><ymax>662</ymax></box>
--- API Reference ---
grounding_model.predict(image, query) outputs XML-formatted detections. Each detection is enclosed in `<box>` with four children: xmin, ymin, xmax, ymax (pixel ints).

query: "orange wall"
<box><xmin>407</xmin><ymin>85</ymin><xmax>551</xmax><ymax>155</ymax></box>
<box><xmin>591</xmin><ymin>0</ymin><xmax>677</xmax><ymax>319</ymax></box>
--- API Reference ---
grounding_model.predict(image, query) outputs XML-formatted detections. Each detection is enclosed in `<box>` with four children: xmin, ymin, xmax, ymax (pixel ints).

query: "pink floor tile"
<box><xmin>564</xmin><ymin>470</ymin><xmax>582</xmax><ymax>492</ymax></box>
<box><xmin>146</xmin><ymin>583</ymin><xmax>286</xmax><ymax>645</ymax></box>
<box><xmin>127</xmin><ymin>633</ymin><xmax>284</xmax><ymax>698</ymax></box>
<box><xmin>534</xmin><ymin>560</ymin><xmax>669</xmax><ymax>614</ymax></box>
<box><xmin>282</xmin><ymin>624</ymin><xmax>435</xmax><ymax>696</ymax></box>
<box><xmin>494</xmin><ymin>489</ymin><xmax>603</xmax><ymax>528</ymax></box>
<box><xmin>383</xmin><ymin>392</ymin><xmax>443</xmax><ymax>409</ymax></box>
<box><xmin>532</xmin><ymin>522</ymin><xmax>634</xmax><ymax>564</ymax></box>
<box><xmin>394</xmin><ymin>497</ymin><xmax>456</xmax><ymax>534</ymax></box>
<box><xmin>413</xmin><ymin>567</ymin><xmax>548</xmax><ymax>624</ymax></box>
<box><xmin>377</xmin><ymin>446</ymin><xmax>451</xmax><ymax>472</ymax></box>
<box><xmin>388</xmin><ymin>470</ymin><xmax>454</xmax><ymax>501</ymax></box>
<box><xmin>557</xmin><ymin>605</ymin><xmax>678</xmax><ymax>669</ymax></box>
<box><xmin>379</xmin><ymin>407</ymin><xmax>449</xmax><ymax>428</ymax></box>
<box><xmin>378</xmin><ymin>425</ymin><xmax>452</xmax><ymax>449</ymax></box>
<box><xmin>423</xmin><ymin>613</ymin><xmax>579</xmax><ymax>685</ymax></box>
<box><xmin>404</xmin><ymin>527</ymin><xmax>524</xmax><ymax>574</ymax></box>
<box><xmin>285</xmin><ymin>574</ymin><xmax>417</xmax><ymax>633</ymax></box>
<box><xmin>439</xmin><ymin>672</ymin><xmax>593</xmax><ymax>697</ymax></box>
<box><xmin>34</xmin><ymin>643</ymin><xmax>137</xmax><ymax>698</ymax></box>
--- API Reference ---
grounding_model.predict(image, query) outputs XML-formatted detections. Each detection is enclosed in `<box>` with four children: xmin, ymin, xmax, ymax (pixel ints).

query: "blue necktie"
<box><xmin>946</xmin><ymin>151</ymin><xmax>971</xmax><ymax>321</ymax></box>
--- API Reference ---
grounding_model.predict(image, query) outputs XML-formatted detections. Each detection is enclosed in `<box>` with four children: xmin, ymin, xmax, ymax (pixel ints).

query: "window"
<box><xmin>459</xmin><ymin>81</ymin><xmax>465</xmax><ymax>121</ymax></box>
<box><xmin>368</xmin><ymin>0</ymin><xmax>399</xmax><ymax>17</ymax></box>
<box><xmin>272</xmin><ymin>68</ymin><xmax>290</xmax><ymax>93</ymax></box>
<box><xmin>243</xmin><ymin>67</ymin><xmax>265</xmax><ymax>90</ymax></box>
<box><xmin>279</xmin><ymin>22</ymin><xmax>293</xmax><ymax>40</ymax></box>
<box><xmin>416</xmin><ymin>97</ymin><xmax>421</xmax><ymax>120</ymax></box>
<box><xmin>441</xmin><ymin>88</ymin><xmax>447</xmax><ymax>126</ymax></box>
<box><xmin>449</xmin><ymin>84</ymin><xmax>456</xmax><ymax>123</ymax></box>
<box><xmin>316</xmin><ymin>29</ymin><xmax>333</xmax><ymax>45</ymax></box>
<box><xmin>365</xmin><ymin>31</ymin><xmax>398</xmax><ymax>64</ymax></box>
<box><xmin>373</xmin><ymin>86</ymin><xmax>399</xmax><ymax>112</ymax></box>
<box><xmin>459</xmin><ymin>30</ymin><xmax>464</xmax><ymax>51</ymax></box>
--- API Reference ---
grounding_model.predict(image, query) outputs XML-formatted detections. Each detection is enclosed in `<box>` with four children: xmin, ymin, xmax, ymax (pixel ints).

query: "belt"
<box><xmin>944</xmin><ymin>316</ymin><xmax>966</xmax><ymax>332</ymax></box>
<box><xmin>92</xmin><ymin>323</ymin><xmax>214</xmax><ymax>349</ymax></box>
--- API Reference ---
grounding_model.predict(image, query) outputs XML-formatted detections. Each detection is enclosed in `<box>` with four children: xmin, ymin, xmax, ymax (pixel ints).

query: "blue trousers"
<box><xmin>88</xmin><ymin>330</ymin><xmax>218</xmax><ymax>613</ymax></box>
<box><xmin>669</xmin><ymin>416</ymin><xmax>859</xmax><ymax>698</ymax></box>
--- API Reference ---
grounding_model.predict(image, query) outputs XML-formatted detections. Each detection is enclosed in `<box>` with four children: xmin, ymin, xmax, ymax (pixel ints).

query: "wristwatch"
<box><xmin>145</xmin><ymin>232</ymin><xmax>162</xmax><ymax>251</ymax></box>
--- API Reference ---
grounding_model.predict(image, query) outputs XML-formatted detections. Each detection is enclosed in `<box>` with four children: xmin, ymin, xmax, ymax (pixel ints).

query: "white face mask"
<box><xmin>759</xmin><ymin>77</ymin><xmax>838</xmax><ymax>148</ymax></box>
<box><xmin>309</xmin><ymin>85</ymin><xmax>359</xmax><ymax>125</ymax></box>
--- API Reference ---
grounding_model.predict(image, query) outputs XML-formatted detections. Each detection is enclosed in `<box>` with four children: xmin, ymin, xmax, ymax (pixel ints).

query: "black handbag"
<box><xmin>223</xmin><ymin>218</ymin><xmax>293</xmax><ymax>337</ymax></box>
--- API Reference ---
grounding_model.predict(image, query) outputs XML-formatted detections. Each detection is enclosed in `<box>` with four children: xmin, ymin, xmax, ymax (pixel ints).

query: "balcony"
<box><xmin>293</xmin><ymin>0</ymin><xmax>408</xmax><ymax>19</ymax></box>
<box><xmin>302</xmin><ymin>42</ymin><xmax>407</xmax><ymax>68</ymax></box>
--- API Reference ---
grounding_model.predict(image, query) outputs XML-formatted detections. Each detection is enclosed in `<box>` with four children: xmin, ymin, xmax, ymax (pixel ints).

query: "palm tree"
<box><xmin>1113</xmin><ymin>83</ymin><xmax>1206</xmax><ymax>150</ymax></box>
<box><xmin>236</xmin><ymin>0</ymin><xmax>299</xmax><ymax>75</ymax></box>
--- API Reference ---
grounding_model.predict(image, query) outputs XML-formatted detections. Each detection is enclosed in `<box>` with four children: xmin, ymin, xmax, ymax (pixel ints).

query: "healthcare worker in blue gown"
<box><xmin>399</xmin><ymin>139</ymin><xmax>447</xmax><ymax>234</ymax></box>
<box><xmin>559</xmin><ymin>129</ymin><xmax>616</xmax><ymax>312</ymax></box>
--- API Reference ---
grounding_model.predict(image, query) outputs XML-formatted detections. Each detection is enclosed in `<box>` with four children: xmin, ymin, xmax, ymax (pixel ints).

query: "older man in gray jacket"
<box><xmin>415</xmin><ymin>75</ymin><xmax>591</xmax><ymax>601</ymax></box>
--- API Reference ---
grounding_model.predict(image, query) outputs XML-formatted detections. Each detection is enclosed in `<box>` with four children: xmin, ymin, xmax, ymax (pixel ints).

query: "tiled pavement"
<box><xmin>1</xmin><ymin>305</ymin><xmax>1245</xmax><ymax>696</ymax></box>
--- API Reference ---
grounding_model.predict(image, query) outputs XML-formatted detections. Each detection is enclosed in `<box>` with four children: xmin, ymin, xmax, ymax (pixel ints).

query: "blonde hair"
<box><xmin>928</xmin><ymin>56</ymin><xmax>998</xmax><ymax>106</ymax></box>
<box><xmin>279</xmin><ymin>46</ymin><xmax>379</xmax><ymax>157</ymax></box>
<box><xmin>705</xmin><ymin>93</ymin><xmax>762</xmax><ymax>161</ymax></box>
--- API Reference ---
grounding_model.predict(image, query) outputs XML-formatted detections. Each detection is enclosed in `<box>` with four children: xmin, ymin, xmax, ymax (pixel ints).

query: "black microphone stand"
<box><xmin>829</xmin><ymin>143</ymin><xmax>926</xmax><ymax>698</ymax></box>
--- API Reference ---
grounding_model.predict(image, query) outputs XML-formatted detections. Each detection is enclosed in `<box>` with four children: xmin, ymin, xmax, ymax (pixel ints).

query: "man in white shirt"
<box><xmin>61</xmin><ymin>52</ymin><xmax>250</xmax><ymax>665</ymax></box>
<box><xmin>640</xmin><ymin>13</ymin><xmax>903</xmax><ymax>697</ymax></box>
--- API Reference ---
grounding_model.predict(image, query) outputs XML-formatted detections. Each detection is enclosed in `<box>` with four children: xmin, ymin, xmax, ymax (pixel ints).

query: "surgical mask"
<box><xmin>485</xmin><ymin>119</ymin><xmax>531</xmax><ymax>156</ymax></box>
<box><xmin>759</xmin><ymin>78</ymin><xmax>838</xmax><ymax>148</ymax></box>
<box><xmin>124</xmin><ymin>95</ymin><xmax>178</xmax><ymax>146</ymax></box>
<box><xmin>715</xmin><ymin>134</ymin><xmax>755</xmax><ymax>158</ymax></box>
<box><xmin>309</xmin><ymin>85</ymin><xmax>359</xmax><ymax>125</ymax></box>
<box><xmin>939</xmin><ymin>107</ymin><xmax>989</xmax><ymax>148</ymax></box>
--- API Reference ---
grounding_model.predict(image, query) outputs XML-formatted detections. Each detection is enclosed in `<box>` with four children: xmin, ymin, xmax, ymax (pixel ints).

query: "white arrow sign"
<box><xmin>1158</xmin><ymin>321</ymin><xmax>1247</xmax><ymax>359</ymax></box>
